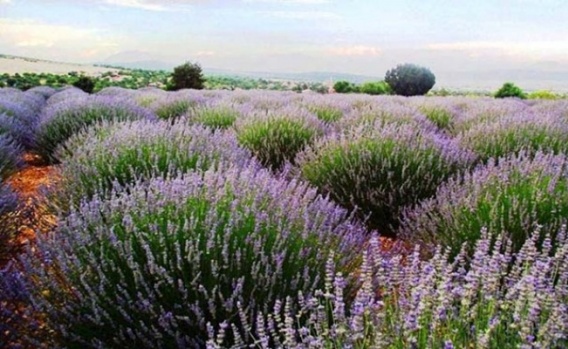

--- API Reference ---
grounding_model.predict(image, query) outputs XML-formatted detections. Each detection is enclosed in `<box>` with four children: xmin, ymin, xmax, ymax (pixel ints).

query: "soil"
<box><xmin>3</xmin><ymin>153</ymin><xmax>58</xmax><ymax>262</ymax></box>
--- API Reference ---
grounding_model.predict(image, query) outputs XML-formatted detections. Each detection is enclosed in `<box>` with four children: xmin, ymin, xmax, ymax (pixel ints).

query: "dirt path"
<box><xmin>5</xmin><ymin>153</ymin><xmax>58</xmax><ymax>251</ymax></box>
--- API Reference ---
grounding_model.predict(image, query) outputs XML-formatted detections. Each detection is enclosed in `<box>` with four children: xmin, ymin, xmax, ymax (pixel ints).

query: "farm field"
<box><xmin>1</xmin><ymin>86</ymin><xmax>567</xmax><ymax>348</ymax></box>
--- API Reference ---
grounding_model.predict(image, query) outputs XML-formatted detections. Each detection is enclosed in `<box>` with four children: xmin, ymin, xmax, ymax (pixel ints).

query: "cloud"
<box><xmin>97</xmin><ymin>0</ymin><xmax>201</xmax><ymax>11</ymax></box>
<box><xmin>262</xmin><ymin>10</ymin><xmax>340</xmax><ymax>20</ymax></box>
<box><xmin>427</xmin><ymin>41</ymin><xmax>568</xmax><ymax>61</ymax></box>
<box><xmin>328</xmin><ymin>45</ymin><xmax>382</xmax><ymax>57</ymax></box>
<box><xmin>0</xmin><ymin>18</ymin><xmax>122</xmax><ymax>60</ymax></box>
<box><xmin>0</xmin><ymin>0</ymin><xmax>12</xmax><ymax>4</ymax></box>
<box><xmin>196</xmin><ymin>51</ymin><xmax>215</xmax><ymax>57</ymax></box>
<box><xmin>103</xmin><ymin>0</ymin><xmax>170</xmax><ymax>11</ymax></box>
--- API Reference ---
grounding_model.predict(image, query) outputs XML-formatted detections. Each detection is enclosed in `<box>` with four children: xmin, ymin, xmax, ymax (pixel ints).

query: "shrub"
<box><xmin>0</xmin><ymin>134</ymin><xmax>23</xmax><ymax>181</ymax></box>
<box><xmin>307</xmin><ymin>105</ymin><xmax>344</xmax><ymax>123</ymax></box>
<box><xmin>208</xmin><ymin>230</ymin><xmax>568</xmax><ymax>348</ymax></box>
<box><xmin>385</xmin><ymin>63</ymin><xmax>436</xmax><ymax>96</ymax></box>
<box><xmin>495</xmin><ymin>82</ymin><xmax>526</xmax><ymax>99</ymax></box>
<box><xmin>457</xmin><ymin>113</ymin><xmax>568</xmax><ymax>164</ymax></box>
<box><xmin>338</xmin><ymin>97</ymin><xmax>437</xmax><ymax>133</ymax></box>
<box><xmin>297</xmin><ymin>124</ymin><xmax>474</xmax><ymax>234</ymax></box>
<box><xmin>150</xmin><ymin>93</ymin><xmax>206</xmax><ymax>120</ymax></box>
<box><xmin>419</xmin><ymin>106</ymin><xmax>455</xmax><ymax>132</ymax></box>
<box><xmin>169</xmin><ymin>61</ymin><xmax>205</xmax><ymax>91</ymax></box>
<box><xmin>52</xmin><ymin>120</ymin><xmax>252</xmax><ymax>209</ymax></box>
<box><xmin>19</xmin><ymin>165</ymin><xmax>367</xmax><ymax>347</ymax></box>
<box><xmin>35</xmin><ymin>96</ymin><xmax>156</xmax><ymax>163</ymax></box>
<box><xmin>25</xmin><ymin>85</ymin><xmax>57</xmax><ymax>99</ymax></box>
<box><xmin>400</xmin><ymin>151</ymin><xmax>568</xmax><ymax>257</ymax></box>
<box><xmin>0</xmin><ymin>184</ymin><xmax>18</xmax><ymax>263</ymax></box>
<box><xmin>187</xmin><ymin>105</ymin><xmax>240</xmax><ymax>129</ymax></box>
<box><xmin>333</xmin><ymin>80</ymin><xmax>359</xmax><ymax>93</ymax></box>
<box><xmin>235</xmin><ymin>108</ymin><xmax>325</xmax><ymax>170</ymax></box>
<box><xmin>528</xmin><ymin>90</ymin><xmax>558</xmax><ymax>100</ymax></box>
<box><xmin>360</xmin><ymin>81</ymin><xmax>391</xmax><ymax>95</ymax></box>
<box><xmin>72</xmin><ymin>76</ymin><xmax>96</xmax><ymax>94</ymax></box>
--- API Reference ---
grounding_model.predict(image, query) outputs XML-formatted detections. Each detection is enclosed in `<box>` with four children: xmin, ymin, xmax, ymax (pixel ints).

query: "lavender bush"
<box><xmin>209</xmin><ymin>229</ymin><xmax>568</xmax><ymax>348</ymax></box>
<box><xmin>0</xmin><ymin>184</ymin><xmax>19</xmax><ymax>263</ymax></box>
<box><xmin>51</xmin><ymin>120</ymin><xmax>252</xmax><ymax>210</ymax></box>
<box><xmin>337</xmin><ymin>98</ymin><xmax>436</xmax><ymax>133</ymax></box>
<box><xmin>0</xmin><ymin>134</ymin><xmax>23</xmax><ymax>181</ymax></box>
<box><xmin>187</xmin><ymin>103</ymin><xmax>241</xmax><ymax>129</ymax></box>
<box><xmin>19</xmin><ymin>165</ymin><xmax>367</xmax><ymax>347</ymax></box>
<box><xmin>458</xmin><ymin>112</ymin><xmax>568</xmax><ymax>164</ymax></box>
<box><xmin>150</xmin><ymin>91</ymin><xmax>205</xmax><ymax>120</ymax></box>
<box><xmin>235</xmin><ymin>108</ymin><xmax>325</xmax><ymax>170</ymax></box>
<box><xmin>297</xmin><ymin>123</ymin><xmax>474</xmax><ymax>234</ymax></box>
<box><xmin>400</xmin><ymin>151</ymin><xmax>568</xmax><ymax>257</ymax></box>
<box><xmin>35</xmin><ymin>96</ymin><xmax>156</xmax><ymax>163</ymax></box>
<box><xmin>25</xmin><ymin>85</ymin><xmax>57</xmax><ymax>99</ymax></box>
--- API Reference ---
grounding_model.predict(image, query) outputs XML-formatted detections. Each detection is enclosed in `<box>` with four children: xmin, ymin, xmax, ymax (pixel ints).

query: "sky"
<box><xmin>1</xmin><ymin>0</ymin><xmax>568</xmax><ymax>89</ymax></box>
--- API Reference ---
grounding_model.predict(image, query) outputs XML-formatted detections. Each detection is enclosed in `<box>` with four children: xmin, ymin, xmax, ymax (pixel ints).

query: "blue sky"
<box><xmin>1</xmin><ymin>0</ymin><xmax>567</xmax><ymax>88</ymax></box>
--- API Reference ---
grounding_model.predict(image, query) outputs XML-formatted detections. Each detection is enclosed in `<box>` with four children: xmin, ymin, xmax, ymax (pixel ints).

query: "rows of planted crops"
<box><xmin>0</xmin><ymin>85</ymin><xmax>567</xmax><ymax>348</ymax></box>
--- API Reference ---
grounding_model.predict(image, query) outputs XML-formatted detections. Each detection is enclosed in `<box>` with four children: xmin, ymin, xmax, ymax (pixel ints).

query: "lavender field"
<box><xmin>1</xmin><ymin>86</ymin><xmax>567</xmax><ymax>348</ymax></box>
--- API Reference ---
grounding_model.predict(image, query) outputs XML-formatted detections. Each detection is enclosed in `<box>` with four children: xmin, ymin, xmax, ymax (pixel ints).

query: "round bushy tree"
<box><xmin>385</xmin><ymin>63</ymin><xmax>436</xmax><ymax>96</ymax></box>
<box><xmin>169</xmin><ymin>62</ymin><xmax>205</xmax><ymax>91</ymax></box>
<box><xmin>495</xmin><ymin>82</ymin><xmax>526</xmax><ymax>99</ymax></box>
<box><xmin>20</xmin><ymin>165</ymin><xmax>367</xmax><ymax>348</ymax></box>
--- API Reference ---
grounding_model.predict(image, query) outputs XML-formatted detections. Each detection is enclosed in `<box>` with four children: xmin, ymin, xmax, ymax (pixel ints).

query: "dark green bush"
<box><xmin>168</xmin><ymin>62</ymin><xmax>205</xmax><ymax>91</ymax></box>
<box><xmin>494</xmin><ymin>82</ymin><xmax>526</xmax><ymax>99</ymax></box>
<box><xmin>385</xmin><ymin>64</ymin><xmax>436</xmax><ymax>96</ymax></box>
<box><xmin>72</xmin><ymin>76</ymin><xmax>96</xmax><ymax>94</ymax></box>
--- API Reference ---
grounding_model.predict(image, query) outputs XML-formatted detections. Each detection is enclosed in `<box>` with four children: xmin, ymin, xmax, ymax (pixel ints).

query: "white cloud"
<box><xmin>0</xmin><ymin>0</ymin><xmax>12</xmax><ymax>4</ymax></box>
<box><xmin>427</xmin><ymin>41</ymin><xmax>568</xmax><ymax>61</ymax></box>
<box><xmin>262</xmin><ymin>10</ymin><xmax>339</xmax><ymax>20</ymax></box>
<box><xmin>96</xmin><ymin>0</ymin><xmax>199</xmax><ymax>11</ymax></box>
<box><xmin>0</xmin><ymin>18</ymin><xmax>122</xmax><ymax>60</ymax></box>
<box><xmin>103</xmin><ymin>0</ymin><xmax>169</xmax><ymax>11</ymax></box>
<box><xmin>328</xmin><ymin>45</ymin><xmax>382</xmax><ymax>57</ymax></box>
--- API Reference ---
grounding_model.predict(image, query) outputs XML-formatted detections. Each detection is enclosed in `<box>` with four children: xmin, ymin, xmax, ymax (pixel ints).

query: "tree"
<box><xmin>73</xmin><ymin>76</ymin><xmax>96</xmax><ymax>93</ymax></box>
<box><xmin>494</xmin><ymin>82</ymin><xmax>526</xmax><ymax>99</ymax></box>
<box><xmin>384</xmin><ymin>63</ymin><xmax>436</xmax><ymax>96</ymax></box>
<box><xmin>169</xmin><ymin>61</ymin><xmax>205</xmax><ymax>91</ymax></box>
<box><xmin>333</xmin><ymin>80</ymin><xmax>359</xmax><ymax>93</ymax></box>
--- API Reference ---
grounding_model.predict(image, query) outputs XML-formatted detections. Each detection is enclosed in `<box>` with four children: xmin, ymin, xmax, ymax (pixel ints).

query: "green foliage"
<box><xmin>236</xmin><ymin>115</ymin><xmax>321</xmax><ymax>170</ymax></box>
<box><xmin>308</xmin><ymin>106</ymin><xmax>343</xmax><ymax>122</ymax></box>
<box><xmin>169</xmin><ymin>62</ymin><xmax>205</xmax><ymax>91</ymax></box>
<box><xmin>359</xmin><ymin>81</ymin><xmax>391</xmax><ymax>95</ymax></box>
<box><xmin>384</xmin><ymin>63</ymin><xmax>436</xmax><ymax>96</ymax></box>
<box><xmin>152</xmin><ymin>99</ymin><xmax>196</xmax><ymax>120</ymax></box>
<box><xmin>297</xmin><ymin>125</ymin><xmax>471</xmax><ymax>234</ymax></box>
<box><xmin>51</xmin><ymin>120</ymin><xmax>251</xmax><ymax>210</ymax></box>
<box><xmin>419</xmin><ymin>106</ymin><xmax>454</xmax><ymax>132</ymax></box>
<box><xmin>528</xmin><ymin>90</ymin><xmax>558</xmax><ymax>100</ymax></box>
<box><xmin>333</xmin><ymin>80</ymin><xmax>359</xmax><ymax>93</ymax></box>
<box><xmin>400</xmin><ymin>152</ymin><xmax>568</xmax><ymax>257</ymax></box>
<box><xmin>494</xmin><ymin>82</ymin><xmax>526</xmax><ymax>99</ymax></box>
<box><xmin>189</xmin><ymin>106</ymin><xmax>240</xmax><ymax>129</ymax></box>
<box><xmin>72</xmin><ymin>76</ymin><xmax>96</xmax><ymax>94</ymax></box>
